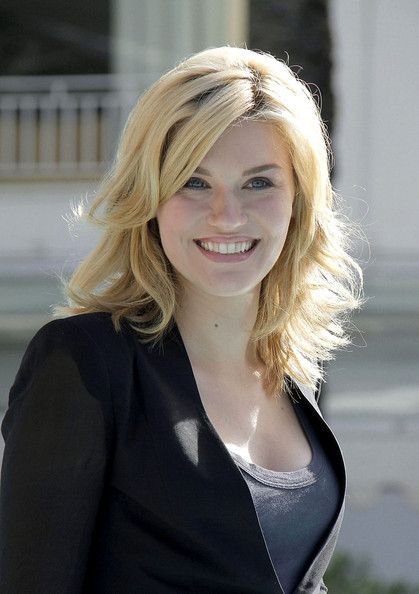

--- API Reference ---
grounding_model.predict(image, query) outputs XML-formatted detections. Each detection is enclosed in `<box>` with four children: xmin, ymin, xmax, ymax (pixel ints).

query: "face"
<box><xmin>156</xmin><ymin>120</ymin><xmax>295</xmax><ymax>299</ymax></box>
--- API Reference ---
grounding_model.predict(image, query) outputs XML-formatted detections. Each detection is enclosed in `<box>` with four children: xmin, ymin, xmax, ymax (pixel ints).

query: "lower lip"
<box><xmin>194</xmin><ymin>241</ymin><xmax>259</xmax><ymax>262</ymax></box>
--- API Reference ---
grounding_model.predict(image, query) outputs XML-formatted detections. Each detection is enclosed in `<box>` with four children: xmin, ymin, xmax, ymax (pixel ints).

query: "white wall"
<box><xmin>0</xmin><ymin>181</ymin><xmax>100</xmax><ymax>273</ymax></box>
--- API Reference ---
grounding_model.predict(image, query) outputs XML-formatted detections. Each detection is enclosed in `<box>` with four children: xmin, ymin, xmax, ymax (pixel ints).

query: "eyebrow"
<box><xmin>194</xmin><ymin>164</ymin><xmax>282</xmax><ymax>176</ymax></box>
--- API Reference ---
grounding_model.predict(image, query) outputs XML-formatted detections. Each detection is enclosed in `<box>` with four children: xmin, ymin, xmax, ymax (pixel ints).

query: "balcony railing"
<box><xmin>0</xmin><ymin>73</ymin><xmax>157</xmax><ymax>180</ymax></box>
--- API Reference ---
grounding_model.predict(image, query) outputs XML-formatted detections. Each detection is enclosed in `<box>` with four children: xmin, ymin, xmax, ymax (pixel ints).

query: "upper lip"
<box><xmin>194</xmin><ymin>236</ymin><xmax>259</xmax><ymax>243</ymax></box>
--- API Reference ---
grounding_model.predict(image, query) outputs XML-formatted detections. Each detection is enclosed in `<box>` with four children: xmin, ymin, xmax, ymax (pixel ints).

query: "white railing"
<box><xmin>0</xmin><ymin>73</ymin><xmax>158</xmax><ymax>179</ymax></box>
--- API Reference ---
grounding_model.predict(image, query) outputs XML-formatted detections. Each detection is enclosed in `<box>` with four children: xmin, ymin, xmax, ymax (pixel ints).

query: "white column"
<box><xmin>330</xmin><ymin>0</ymin><xmax>419</xmax><ymax>310</ymax></box>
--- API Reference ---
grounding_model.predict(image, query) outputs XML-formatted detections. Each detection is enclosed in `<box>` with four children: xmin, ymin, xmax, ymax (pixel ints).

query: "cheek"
<box><xmin>157</xmin><ymin>196</ymin><xmax>200</xmax><ymax>234</ymax></box>
<box><xmin>156</xmin><ymin>198</ymin><xmax>198</xmax><ymax>265</ymax></box>
<box><xmin>253</xmin><ymin>195</ymin><xmax>294</xmax><ymax>235</ymax></box>
<box><xmin>157</xmin><ymin>200</ymin><xmax>182</xmax><ymax>244</ymax></box>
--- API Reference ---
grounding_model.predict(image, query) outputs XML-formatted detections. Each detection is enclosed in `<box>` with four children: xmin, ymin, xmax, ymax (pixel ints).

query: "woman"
<box><xmin>0</xmin><ymin>46</ymin><xmax>364</xmax><ymax>593</ymax></box>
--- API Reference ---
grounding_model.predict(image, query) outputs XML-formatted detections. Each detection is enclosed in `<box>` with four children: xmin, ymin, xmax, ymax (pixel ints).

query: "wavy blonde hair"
<box><xmin>55</xmin><ymin>46</ymin><xmax>365</xmax><ymax>398</ymax></box>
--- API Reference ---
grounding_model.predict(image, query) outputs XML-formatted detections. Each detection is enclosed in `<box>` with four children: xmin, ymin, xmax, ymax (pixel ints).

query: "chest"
<box><xmin>191</xmin><ymin>369</ymin><xmax>313</xmax><ymax>472</ymax></box>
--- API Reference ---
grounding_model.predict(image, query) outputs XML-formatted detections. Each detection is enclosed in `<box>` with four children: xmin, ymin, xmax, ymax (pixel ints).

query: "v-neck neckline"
<box><xmin>165</xmin><ymin>319</ymin><xmax>287</xmax><ymax>593</ymax></box>
<box><xmin>168</xmin><ymin>319</ymin><xmax>321</xmax><ymax>442</ymax></box>
<box><xmin>164</xmin><ymin>318</ymin><xmax>346</xmax><ymax>594</ymax></box>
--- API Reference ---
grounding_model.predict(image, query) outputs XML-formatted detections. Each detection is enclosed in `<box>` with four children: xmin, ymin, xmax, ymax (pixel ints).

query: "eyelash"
<box><xmin>182</xmin><ymin>177</ymin><xmax>273</xmax><ymax>191</ymax></box>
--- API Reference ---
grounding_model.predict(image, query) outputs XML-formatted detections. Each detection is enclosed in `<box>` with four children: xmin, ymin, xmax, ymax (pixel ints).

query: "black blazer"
<box><xmin>0</xmin><ymin>313</ymin><xmax>345</xmax><ymax>594</ymax></box>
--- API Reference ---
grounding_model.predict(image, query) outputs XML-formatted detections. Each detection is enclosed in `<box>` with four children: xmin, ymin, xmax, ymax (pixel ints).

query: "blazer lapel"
<box><xmin>289</xmin><ymin>378</ymin><xmax>347</xmax><ymax>592</ymax></box>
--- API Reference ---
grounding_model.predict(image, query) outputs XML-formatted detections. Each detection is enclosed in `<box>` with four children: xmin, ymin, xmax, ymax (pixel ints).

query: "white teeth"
<box><xmin>197</xmin><ymin>240</ymin><xmax>255</xmax><ymax>254</ymax></box>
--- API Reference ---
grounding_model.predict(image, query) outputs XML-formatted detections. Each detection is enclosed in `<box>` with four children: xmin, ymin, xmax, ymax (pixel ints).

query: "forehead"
<box><xmin>199</xmin><ymin>120</ymin><xmax>290</xmax><ymax>169</ymax></box>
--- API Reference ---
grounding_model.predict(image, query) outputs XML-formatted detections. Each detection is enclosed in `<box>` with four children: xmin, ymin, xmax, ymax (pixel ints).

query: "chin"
<box><xmin>196</xmin><ymin>280</ymin><xmax>262</xmax><ymax>298</ymax></box>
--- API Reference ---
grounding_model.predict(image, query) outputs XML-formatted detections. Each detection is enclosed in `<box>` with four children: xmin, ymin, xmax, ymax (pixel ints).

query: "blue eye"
<box><xmin>183</xmin><ymin>177</ymin><xmax>208</xmax><ymax>189</ymax></box>
<box><xmin>247</xmin><ymin>178</ymin><xmax>272</xmax><ymax>189</ymax></box>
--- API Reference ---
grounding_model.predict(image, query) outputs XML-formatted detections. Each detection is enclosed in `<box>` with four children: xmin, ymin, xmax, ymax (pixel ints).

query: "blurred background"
<box><xmin>1</xmin><ymin>0</ymin><xmax>418</xmax><ymax>589</ymax></box>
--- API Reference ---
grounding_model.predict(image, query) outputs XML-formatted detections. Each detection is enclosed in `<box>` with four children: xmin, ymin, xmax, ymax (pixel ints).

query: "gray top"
<box><xmin>228</xmin><ymin>396</ymin><xmax>342</xmax><ymax>594</ymax></box>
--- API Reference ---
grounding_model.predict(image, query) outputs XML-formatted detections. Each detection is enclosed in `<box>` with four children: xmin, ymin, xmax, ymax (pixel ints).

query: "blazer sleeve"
<box><xmin>0</xmin><ymin>318</ymin><xmax>114</xmax><ymax>594</ymax></box>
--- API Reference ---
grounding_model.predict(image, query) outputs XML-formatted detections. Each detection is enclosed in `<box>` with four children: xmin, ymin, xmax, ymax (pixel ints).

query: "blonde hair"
<box><xmin>55</xmin><ymin>46</ymin><xmax>365</xmax><ymax>397</ymax></box>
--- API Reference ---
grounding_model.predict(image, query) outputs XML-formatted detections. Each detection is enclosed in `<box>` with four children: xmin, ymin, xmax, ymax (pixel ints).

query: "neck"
<box><xmin>174</xmin><ymin>283</ymin><xmax>262</xmax><ymax>374</ymax></box>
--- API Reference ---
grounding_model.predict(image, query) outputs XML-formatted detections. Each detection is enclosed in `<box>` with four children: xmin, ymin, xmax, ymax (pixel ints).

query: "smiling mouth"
<box><xmin>194</xmin><ymin>239</ymin><xmax>259</xmax><ymax>254</ymax></box>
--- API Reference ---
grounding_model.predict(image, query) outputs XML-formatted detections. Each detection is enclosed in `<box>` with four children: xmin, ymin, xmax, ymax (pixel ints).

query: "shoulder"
<box><xmin>17</xmin><ymin>312</ymin><xmax>138</xmax><ymax>397</ymax></box>
<box><xmin>33</xmin><ymin>311</ymin><xmax>123</xmax><ymax>343</ymax></box>
<box><xmin>3</xmin><ymin>314</ymin><xmax>118</xmax><ymax>468</ymax></box>
<box><xmin>30</xmin><ymin>312</ymin><xmax>134</xmax><ymax>360</ymax></box>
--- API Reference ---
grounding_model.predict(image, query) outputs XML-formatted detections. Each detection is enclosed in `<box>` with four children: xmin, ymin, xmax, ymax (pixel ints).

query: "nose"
<box><xmin>206</xmin><ymin>188</ymin><xmax>248</xmax><ymax>230</ymax></box>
